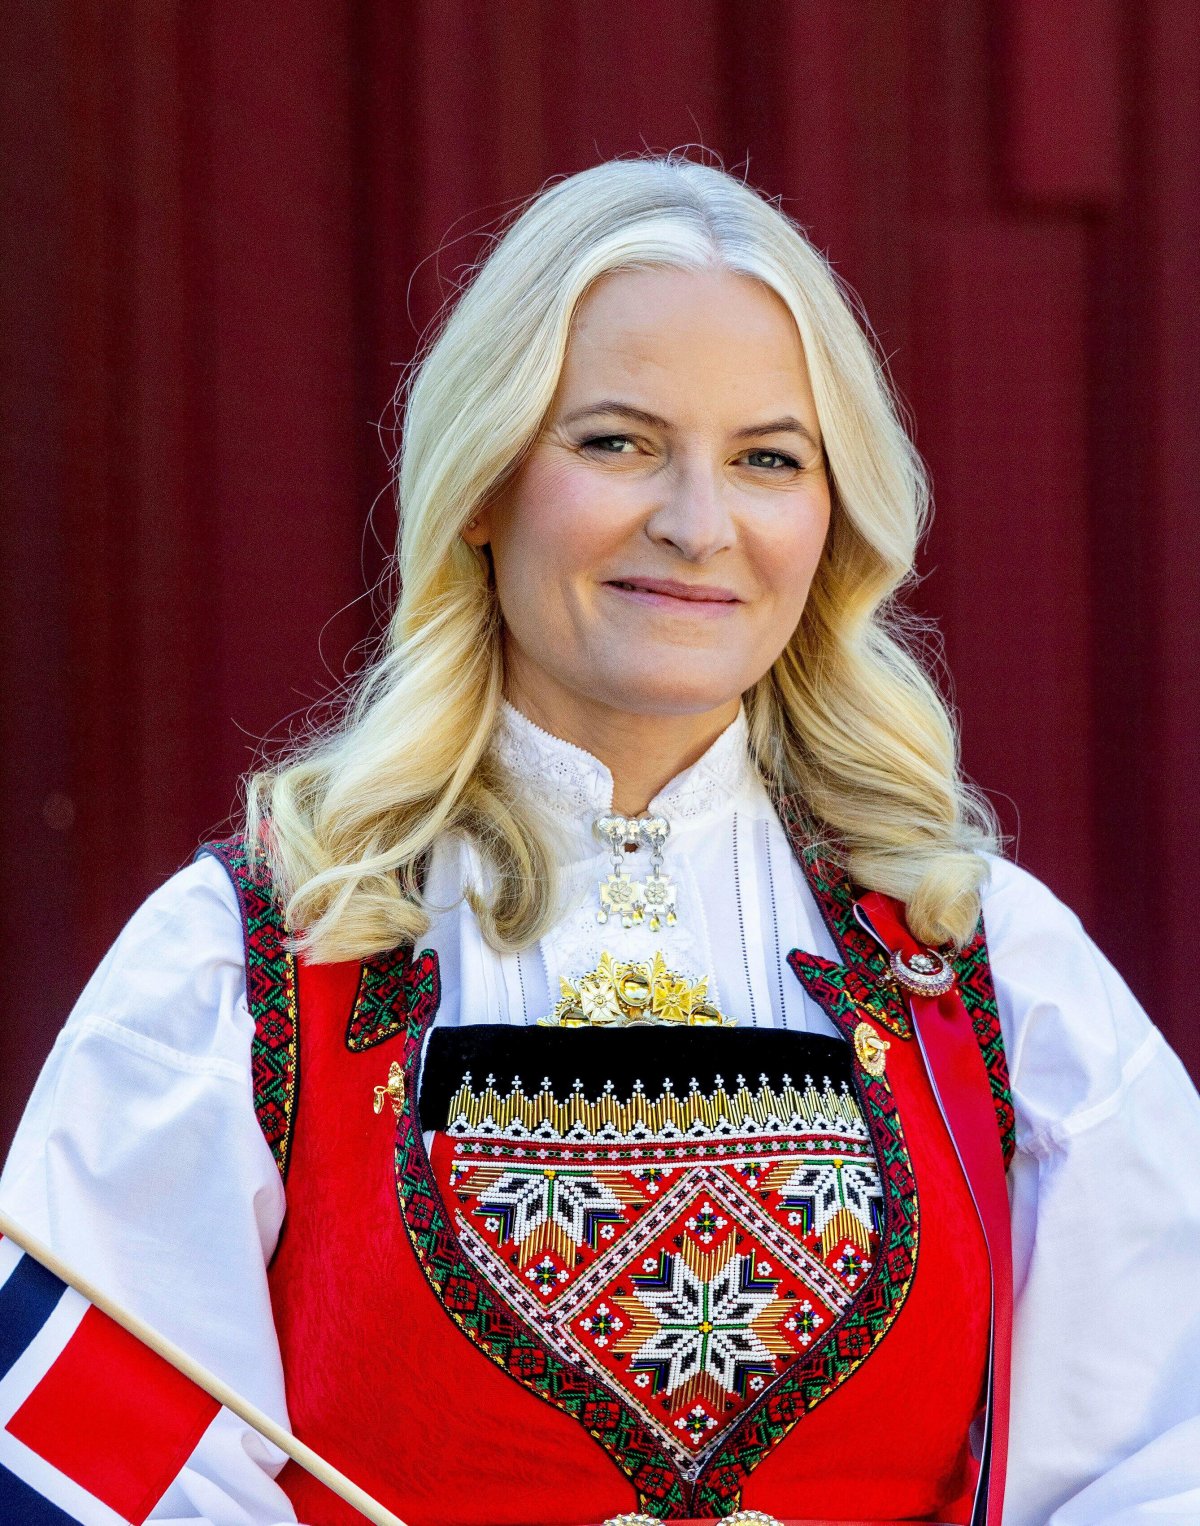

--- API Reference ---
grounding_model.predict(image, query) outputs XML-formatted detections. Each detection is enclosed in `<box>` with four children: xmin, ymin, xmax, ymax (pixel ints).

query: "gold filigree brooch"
<box><xmin>538</xmin><ymin>951</ymin><xmax>735</xmax><ymax>1028</ymax></box>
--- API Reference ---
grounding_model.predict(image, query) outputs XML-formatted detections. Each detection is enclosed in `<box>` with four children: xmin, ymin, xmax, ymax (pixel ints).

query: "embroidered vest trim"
<box><xmin>196</xmin><ymin>835</ymin><xmax>440</xmax><ymax>1175</ymax></box>
<box><xmin>198</xmin><ymin>835</ymin><xmax>300</xmax><ymax>1178</ymax></box>
<box><xmin>781</xmin><ymin>833</ymin><xmax>913</xmax><ymax>1040</ymax></box>
<box><xmin>347</xmin><ymin>945</ymin><xmax>441</xmax><ymax>1051</ymax></box>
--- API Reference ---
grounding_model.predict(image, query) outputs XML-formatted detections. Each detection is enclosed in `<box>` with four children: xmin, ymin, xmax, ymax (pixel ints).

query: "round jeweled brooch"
<box><xmin>889</xmin><ymin>946</ymin><xmax>956</xmax><ymax>997</ymax></box>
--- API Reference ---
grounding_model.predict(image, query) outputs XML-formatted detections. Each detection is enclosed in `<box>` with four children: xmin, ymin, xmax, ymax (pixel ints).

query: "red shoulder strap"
<box><xmin>854</xmin><ymin>891</ymin><xmax>1012</xmax><ymax>1526</ymax></box>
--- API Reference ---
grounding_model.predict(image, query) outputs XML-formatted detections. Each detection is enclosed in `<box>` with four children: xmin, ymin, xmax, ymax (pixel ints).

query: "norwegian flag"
<box><xmin>0</xmin><ymin>1233</ymin><xmax>220</xmax><ymax>1525</ymax></box>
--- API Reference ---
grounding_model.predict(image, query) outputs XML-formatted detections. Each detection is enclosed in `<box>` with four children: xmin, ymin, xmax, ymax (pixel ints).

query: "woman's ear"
<box><xmin>461</xmin><ymin>511</ymin><xmax>491</xmax><ymax>547</ymax></box>
<box><xmin>462</xmin><ymin>485</ymin><xmax>503</xmax><ymax>547</ymax></box>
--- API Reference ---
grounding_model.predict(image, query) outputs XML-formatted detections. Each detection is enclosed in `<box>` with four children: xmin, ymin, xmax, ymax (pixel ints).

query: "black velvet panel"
<box><xmin>419</xmin><ymin>1023</ymin><xmax>854</xmax><ymax>1128</ymax></box>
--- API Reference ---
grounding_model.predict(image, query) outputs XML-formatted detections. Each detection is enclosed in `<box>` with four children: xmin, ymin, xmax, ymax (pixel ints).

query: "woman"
<box><xmin>3</xmin><ymin>154</ymin><xmax>1199</xmax><ymax>1526</ymax></box>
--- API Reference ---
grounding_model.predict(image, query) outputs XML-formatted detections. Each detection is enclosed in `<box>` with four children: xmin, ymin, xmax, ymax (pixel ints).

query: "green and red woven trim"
<box><xmin>781</xmin><ymin>825</ymin><xmax>913</xmax><ymax>1040</ymax></box>
<box><xmin>346</xmin><ymin>946</ymin><xmax>441</xmax><ymax>1051</ymax></box>
<box><xmin>196</xmin><ymin>833</ymin><xmax>300</xmax><ymax>1180</ymax></box>
<box><xmin>953</xmin><ymin>916</ymin><xmax>1016</xmax><ymax>1168</ymax></box>
<box><xmin>198</xmin><ymin>832</ymin><xmax>444</xmax><ymax>1177</ymax></box>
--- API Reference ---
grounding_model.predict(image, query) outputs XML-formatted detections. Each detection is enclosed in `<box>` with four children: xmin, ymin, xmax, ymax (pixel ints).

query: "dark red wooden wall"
<box><xmin>3</xmin><ymin>0</ymin><xmax>1198</xmax><ymax>1153</ymax></box>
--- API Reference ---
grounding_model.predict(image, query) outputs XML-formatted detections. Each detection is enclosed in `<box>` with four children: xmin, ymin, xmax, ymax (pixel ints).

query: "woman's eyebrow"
<box><xmin>561</xmin><ymin>400</ymin><xmax>821</xmax><ymax>450</ymax></box>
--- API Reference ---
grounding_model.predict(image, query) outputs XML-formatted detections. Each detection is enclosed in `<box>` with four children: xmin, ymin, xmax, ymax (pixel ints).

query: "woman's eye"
<box><xmin>743</xmin><ymin>449</ymin><xmax>801</xmax><ymax>471</ymax></box>
<box><xmin>579</xmin><ymin>438</ymin><xmax>804</xmax><ymax>471</ymax></box>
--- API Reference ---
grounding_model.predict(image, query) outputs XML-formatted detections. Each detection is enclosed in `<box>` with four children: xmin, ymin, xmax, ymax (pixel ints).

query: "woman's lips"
<box><xmin>603</xmin><ymin>578</ymin><xmax>742</xmax><ymax>615</ymax></box>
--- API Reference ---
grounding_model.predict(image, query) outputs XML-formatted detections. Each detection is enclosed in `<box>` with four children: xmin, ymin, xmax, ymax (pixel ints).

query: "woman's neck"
<box><xmin>502</xmin><ymin>678</ymin><xmax>742</xmax><ymax>815</ymax></box>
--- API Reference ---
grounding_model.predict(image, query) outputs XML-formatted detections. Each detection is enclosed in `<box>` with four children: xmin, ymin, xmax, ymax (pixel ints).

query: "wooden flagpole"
<box><xmin>0</xmin><ymin>1209</ymin><xmax>410</xmax><ymax>1526</ymax></box>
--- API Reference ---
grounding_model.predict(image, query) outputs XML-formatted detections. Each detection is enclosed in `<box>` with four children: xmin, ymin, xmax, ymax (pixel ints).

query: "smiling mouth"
<box><xmin>605</xmin><ymin>580</ymin><xmax>741</xmax><ymax>604</ymax></box>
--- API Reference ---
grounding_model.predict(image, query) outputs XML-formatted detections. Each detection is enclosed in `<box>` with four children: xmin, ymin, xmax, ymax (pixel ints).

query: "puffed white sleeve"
<box><xmin>983</xmin><ymin>858</ymin><xmax>1200</xmax><ymax>1525</ymax></box>
<box><xmin>0</xmin><ymin>853</ymin><xmax>302</xmax><ymax>1526</ymax></box>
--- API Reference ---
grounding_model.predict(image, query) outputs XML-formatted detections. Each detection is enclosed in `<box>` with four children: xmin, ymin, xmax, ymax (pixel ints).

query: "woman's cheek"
<box><xmin>553</xmin><ymin>498</ymin><xmax>641</xmax><ymax>583</ymax></box>
<box><xmin>768</xmin><ymin>497</ymin><xmax>830</xmax><ymax>577</ymax></box>
<box><xmin>748</xmin><ymin>537</ymin><xmax>823</xmax><ymax>638</ymax></box>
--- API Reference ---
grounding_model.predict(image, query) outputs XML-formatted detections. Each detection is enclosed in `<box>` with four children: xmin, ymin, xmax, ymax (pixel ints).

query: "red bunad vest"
<box><xmin>198</xmin><ymin>820</ymin><xmax>1015</xmax><ymax>1526</ymax></box>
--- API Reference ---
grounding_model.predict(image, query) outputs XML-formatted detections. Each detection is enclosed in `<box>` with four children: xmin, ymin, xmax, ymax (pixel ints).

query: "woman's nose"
<box><xmin>642</xmin><ymin>458</ymin><xmax>737</xmax><ymax>561</ymax></box>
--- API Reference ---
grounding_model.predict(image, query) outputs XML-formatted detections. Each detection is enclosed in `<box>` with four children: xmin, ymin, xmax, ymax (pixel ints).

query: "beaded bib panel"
<box><xmin>403</xmin><ymin>1018</ymin><xmax>916</xmax><ymax>1513</ymax></box>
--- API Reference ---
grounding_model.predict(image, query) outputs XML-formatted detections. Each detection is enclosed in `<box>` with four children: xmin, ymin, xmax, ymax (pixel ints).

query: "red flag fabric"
<box><xmin>0</xmin><ymin>1234</ymin><xmax>219</xmax><ymax>1525</ymax></box>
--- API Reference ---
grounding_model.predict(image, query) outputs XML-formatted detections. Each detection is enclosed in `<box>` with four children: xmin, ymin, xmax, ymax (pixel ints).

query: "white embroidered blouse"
<box><xmin>2</xmin><ymin>699</ymin><xmax>1200</xmax><ymax>1525</ymax></box>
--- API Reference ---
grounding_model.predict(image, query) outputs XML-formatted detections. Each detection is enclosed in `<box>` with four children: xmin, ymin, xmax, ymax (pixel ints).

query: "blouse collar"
<box><xmin>488</xmin><ymin>697</ymin><xmax>758</xmax><ymax>842</ymax></box>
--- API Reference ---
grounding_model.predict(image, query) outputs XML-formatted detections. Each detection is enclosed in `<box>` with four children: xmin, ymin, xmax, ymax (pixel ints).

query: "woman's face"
<box><xmin>465</xmin><ymin>265</ymin><xmax>832</xmax><ymax>730</ymax></box>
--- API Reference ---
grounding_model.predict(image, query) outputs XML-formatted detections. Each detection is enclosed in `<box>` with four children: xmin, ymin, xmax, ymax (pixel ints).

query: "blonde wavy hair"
<box><xmin>244</xmin><ymin>151</ymin><xmax>999</xmax><ymax>962</ymax></box>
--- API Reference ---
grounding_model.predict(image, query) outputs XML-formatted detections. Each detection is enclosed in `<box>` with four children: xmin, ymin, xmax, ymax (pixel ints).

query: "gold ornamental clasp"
<box><xmin>853</xmin><ymin>1019</ymin><xmax>891</xmax><ymax>1078</ymax></box>
<box><xmin>372</xmin><ymin>1060</ymin><xmax>406</xmax><ymax>1117</ymax></box>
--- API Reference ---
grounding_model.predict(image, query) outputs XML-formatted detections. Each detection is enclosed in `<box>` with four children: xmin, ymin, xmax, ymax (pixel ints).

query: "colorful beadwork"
<box><xmin>396</xmin><ymin>1010</ymin><xmax>917</xmax><ymax>1515</ymax></box>
<box><xmin>691</xmin><ymin>974</ymin><xmax>919</xmax><ymax>1516</ymax></box>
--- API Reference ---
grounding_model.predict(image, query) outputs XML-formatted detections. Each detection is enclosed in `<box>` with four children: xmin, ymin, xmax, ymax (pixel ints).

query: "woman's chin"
<box><xmin>584</xmin><ymin>669</ymin><xmax>748</xmax><ymax>719</ymax></box>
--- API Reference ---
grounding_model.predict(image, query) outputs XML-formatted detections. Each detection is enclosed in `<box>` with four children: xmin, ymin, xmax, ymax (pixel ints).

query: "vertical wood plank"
<box><xmin>0</xmin><ymin>0</ymin><xmax>75</xmax><ymax>1150</ymax></box>
<box><xmin>1141</xmin><ymin>0</ymin><xmax>1200</xmax><ymax>1073</ymax></box>
<box><xmin>911</xmin><ymin>221</ymin><xmax>1097</xmax><ymax>922</ymax></box>
<box><xmin>1003</xmin><ymin>0</ymin><xmax>1123</xmax><ymax>208</ymax></box>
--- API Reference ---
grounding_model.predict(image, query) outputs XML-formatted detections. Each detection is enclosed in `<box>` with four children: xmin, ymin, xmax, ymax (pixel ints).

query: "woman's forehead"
<box><xmin>556</xmin><ymin>267</ymin><xmax>816</xmax><ymax>425</ymax></box>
